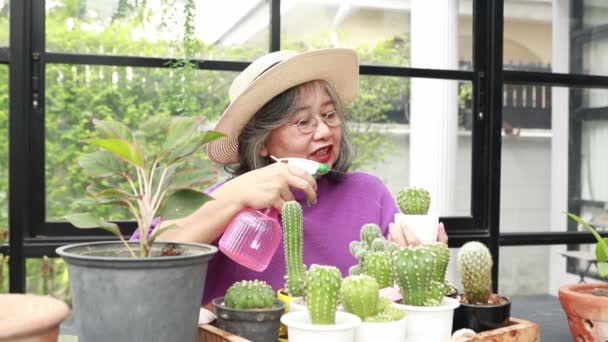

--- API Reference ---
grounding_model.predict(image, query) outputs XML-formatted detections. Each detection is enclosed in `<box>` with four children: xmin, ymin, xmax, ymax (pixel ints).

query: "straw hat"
<box><xmin>207</xmin><ymin>48</ymin><xmax>359</xmax><ymax>164</ymax></box>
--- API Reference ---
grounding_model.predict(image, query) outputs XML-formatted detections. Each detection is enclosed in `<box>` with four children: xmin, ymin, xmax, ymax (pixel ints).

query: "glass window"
<box><xmin>352</xmin><ymin>76</ymin><xmax>472</xmax><ymax>217</ymax></box>
<box><xmin>0</xmin><ymin>0</ymin><xmax>7</xmax><ymax>47</ymax></box>
<box><xmin>45</xmin><ymin>66</ymin><xmax>235</xmax><ymax>222</ymax></box>
<box><xmin>45</xmin><ymin>0</ymin><xmax>267</xmax><ymax>61</ymax></box>
<box><xmin>280</xmin><ymin>0</ymin><xmax>472</xmax><ymax>69</ymax></box>
<box><xmin>504</xmin><ymin>0</ymin><xmax>608</xmax><ymax>76</ymax></box>
<box><xmin>500</xmin><ymin>85</ymin><xmax>608</xmax><ymax>233</ymax></box>
<box><xmin>26</xmin><ymin>257</ymin><xmax>71</xmax><ymax>302</ymax></box>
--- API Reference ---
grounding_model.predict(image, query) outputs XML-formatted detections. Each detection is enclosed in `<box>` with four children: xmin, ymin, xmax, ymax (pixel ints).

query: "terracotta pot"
<box><xmin>0</xmin><ymin>293</ymin><xmax>70</xmax><ymax>342</ymax></box>
<box><xmin>559</xmin><ymin>283</ymin><xmax>608</xmax><ymax>341</ymax></box>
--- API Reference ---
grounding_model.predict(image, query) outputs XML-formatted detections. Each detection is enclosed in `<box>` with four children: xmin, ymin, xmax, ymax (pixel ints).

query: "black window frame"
<box><xmin>4</xmin><ymin>0</ymin><xmax>608</xmax><ymax>293</ymax></box>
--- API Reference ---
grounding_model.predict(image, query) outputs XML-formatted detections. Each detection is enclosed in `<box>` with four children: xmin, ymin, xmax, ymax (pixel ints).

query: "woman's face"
<box><xmin>260</xmin><ymin>83</ymin><xmax>342</xmax><ymax>170</ymax></box>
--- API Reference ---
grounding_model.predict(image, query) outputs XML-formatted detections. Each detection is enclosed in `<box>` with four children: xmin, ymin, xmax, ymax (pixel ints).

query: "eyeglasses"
<box><xmin>290</xmin><ymin>111</ymin><xmax>343</xmax><ymax>134</ymax></box>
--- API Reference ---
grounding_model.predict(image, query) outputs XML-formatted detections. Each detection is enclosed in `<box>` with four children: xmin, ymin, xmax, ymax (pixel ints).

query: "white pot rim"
<box><xmin>281</xmin><ymin>311</ymin><xmax>361</xmax><ymax>331</ymax></box>
<box><xmin>395</xmin><ymin>296</ymin><xmax>460</xmax><ymax>312</ymax></box>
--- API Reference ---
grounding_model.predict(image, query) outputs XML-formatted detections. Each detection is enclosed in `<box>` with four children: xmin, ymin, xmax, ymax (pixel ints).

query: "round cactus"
<box><xmin>362</xmin><ymin>251</ymin><xmax>393</xmax><ymax>288</ymax></box>
<box><xmin>360</xmin><ymin>223</ymin><xmax>383</xmax><ymax>247</ymax></box>
<box><xmin>392</xmin><ymin>245</ymin><xmax>445</xmax><ymax>306</ymax></box>
<box><xmin>397</xmin><ymin>187</ymin><xmax>431</xmax><ymax>215</ymax></box>
<box><xmin>224</xmin><ymin>280</ymin><xmax>275</xmax><ymax>310</ymax></box>
<box><xmin>457</xmin><ymin>241</ymin><xmax>493</xmax><ymax>304</ymax></box>
<box><xmin>341</xmin><ymin>275</ymin><xmax>379</xmax><ymax>321</ymax></box>
<box><xmin>306</xmin><ymin>264</ymin><xmax>342</xmax><ymax>325</ymax></box>
<box><xmin>282</xmin><ymin>201</ymin><xmax>307</xmax><ymax>297</ymax></box>
<box><xmin>426</xmin><ymin>242</ymin><xmax>450</xmax><ymax>284</ymax></box>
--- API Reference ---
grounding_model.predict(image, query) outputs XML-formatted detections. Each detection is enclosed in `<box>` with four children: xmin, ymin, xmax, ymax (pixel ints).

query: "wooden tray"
<box><xmin>467</xmin><ymin>318</ymin><xmax>540</xmax><ymax>342</ymax></box>
<box><xmin>198</xmin><ymin>317</ymin><xmax>540</xmax><ymax>342</ymax></box>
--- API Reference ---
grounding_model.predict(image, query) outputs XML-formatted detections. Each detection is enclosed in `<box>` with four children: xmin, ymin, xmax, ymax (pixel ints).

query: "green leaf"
<box><xmin>157</xmin><ymin>189</ymin><xmax>213</xmax><ymax>220</ymax></box>
<box><xmin>92</xmin><ymin>119</ymin><xmax>133</xmax><ymax>141</ymax></box>
<box><xmin>163</xmin><ymin>116</ymin><xmax>204</xmax><ymax>150</ymax></box>
<box><xmin>166</xmin><ymin>130</ymin><xmax>224</xmax><ymax>163</ymax></box>
<box><xmin>78</xmin><ymin>151</ymin><xmax>124</xmax><ymax>177</ymax></box>
<box><xmin>85</xmin><ymin>138</ymin><xmax>144</xmax><ymax>168</ymax></box>
<box><xmin>94</xmin><ymin>188</ymin><xmax>134</xmax><ymax>205</ymax></box>
<box><xmin>150</xmin><ymin>163</ymin><xmax>180</xmax><ymax>195</ymax></box>
<box><xmin>64</xmin><ymin>213</ymin><xmax>122</xmax><ymax>237</ymax></box>
<box><xmin>149</xmin><ymin>223</ymin><xmax>177</xmax><ymax>244</ymax></box>
<box><xmin>201</xmin><ymin>130</ymin><xmax>225</xmax><ymax>145</ymax></box>
<box><xmin>567</xmin><ymin>212</ymin><xmax>608</xmax><ymax>261</ymax></box>
<box><xmin>598</xmin><ymin>262</ymin><xmax>608</xmax><ymax>278</ymax></box>
<box><xmin>169</xmin><ymin>169</ymin><xmax>214</xmax><ymax>190</ymax></box>
<box><xmin>597</xmin><ymin>237</ymin><xmax>608</xmax><ymax>265</ymax></box>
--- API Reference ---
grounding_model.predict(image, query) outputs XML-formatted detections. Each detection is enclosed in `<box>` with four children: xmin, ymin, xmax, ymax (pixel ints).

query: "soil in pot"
<box><xmin>452</xmin><ymin>294</ymin><xmax>511</xmax><ymax>333</ymax></box>
<box><xmin>213</xmin><ymin>297</ymin><xmax>285</xmax><ymax>342</ymax></box>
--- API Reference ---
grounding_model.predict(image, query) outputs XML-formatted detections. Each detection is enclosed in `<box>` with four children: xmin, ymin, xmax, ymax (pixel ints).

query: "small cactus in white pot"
<box><xmin>394</xmin><ymin>187</ymin><xmax>438</xmax><ymax>243</ymax></box>
<box><xmin>280</xmin><ymin>265</ymin><xmax>361</xmax><ymax>342</ymax></box>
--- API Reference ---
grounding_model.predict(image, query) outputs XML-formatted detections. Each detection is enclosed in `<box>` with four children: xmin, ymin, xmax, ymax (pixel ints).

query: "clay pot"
<box><xmin>0</xmin><ymin>293</ymin><xmax>70</xmax><ymax>342</ymax></box>
<box><xmin>559</xmin><ymin>283</ymin><xmax>608</xmax><ymax>341</ymax></box>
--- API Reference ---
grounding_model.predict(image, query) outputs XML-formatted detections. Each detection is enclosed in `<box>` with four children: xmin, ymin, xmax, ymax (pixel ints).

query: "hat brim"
<box><xmin>207</xmin><ymin>48</ymin><xmax>359</xmax><ymax>165</ymax></box>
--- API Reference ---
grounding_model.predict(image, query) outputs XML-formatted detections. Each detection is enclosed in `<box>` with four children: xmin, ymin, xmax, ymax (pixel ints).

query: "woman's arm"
<box><xmin>155</xmin><ymin>162</ymin><xmax>318</xmax><ymax>244</ymax></box>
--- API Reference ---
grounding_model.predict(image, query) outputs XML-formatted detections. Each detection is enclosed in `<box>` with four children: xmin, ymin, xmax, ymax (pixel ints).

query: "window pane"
<box><xmin>0</xmin><ymin>0</ymin><xmax>7</xmax><ymax>47</ymax></box>
<box><xmin>25</xmin><ymin>257</ymin><xmax>71</xmax><ymax>303</ymax></box>
<box><xmin>504</xmin><ymin>0</ymin><xmax>608</xmax><ymax>76</ymax></box>
<box><xmin>353</xmin><ymin>76</ymin><xmax>472</xmax><ymax>217</ymax></box>
<box><xmin>280</xmin><ymin>0</ymin><xmax>472</xmax><ymax>70</ymax></box>
<box><xmin>500</xmin><ymin>85</ymin><xmax>608</xmax><ymax>233</ymax></box>
<box><xmin>45</xmin><ymin>0</ymin><xmax>267</xmax><ymax>61</ymax></box>
<box><xmin>45</xmin><ymin>66</ymin><xmax>234</xmax><ymax>221</ymax></box>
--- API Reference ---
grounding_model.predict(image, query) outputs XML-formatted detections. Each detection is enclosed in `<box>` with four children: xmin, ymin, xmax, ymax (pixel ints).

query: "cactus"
<box><xmin>341</xmin><ymin>275</ymin><xmax>379</xmax><ymax>320</ymax></box>
<box><xmin>362</xmin><ymin>251</ymin><xmax>393</xmax><ymax>288</ymax></box>
<box><xmin>306</xmin><ymin>264</ymin><xmax>342</xmax><ymax>324</ymax></box>
<box><xmin>224</xmin><ymin>280</ymin><xmax>276</xmax><ymax>310</ymax></box>
<box><xmin>366</xmin><ymin>297</ymin><xmax>404</xmax><ymax>322</ymax></box>
<box><xmin>392</xmin><ymin>245</ymin><xmax>446</xmax><ymax>306</ymax></box>
<box><xmin>282</xmin><ymin>201</ymin><xmax>307</xmax><ymax>297</ymax></box>
<box><xmin>397</xmin><ymin>187</ymin><xmax>431</xmax><ymax>215</ymax></box>
<box><xmin>360</xmin><ymin>223</ymin><xmax>383</xmax><ymax>247</ymax></box>
<box><xmin>457</xmin><ymin>241</ymin><xmax>493</xmax><ymax>304</ymax></box>
<box><xmin>426</xmin><ymin>242</ymin><xmax>450</xmax><ymax>284</ymax></box>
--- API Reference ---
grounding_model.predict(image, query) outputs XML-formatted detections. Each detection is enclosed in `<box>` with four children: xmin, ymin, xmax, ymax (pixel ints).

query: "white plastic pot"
<box><xmin>281</xmin><ymin>311</ymin><xmax>361</xmax><ymax>342</ymax></box>
<box><xmin>288</xmin><ymin>297</ymin><xmax>345</xmax><ymax>313</ymax></box>
<box><xmin>355</xmin><ymin>314</ymin><xmax>407</xmax><ymax>342</ymax></box>
<box><xmin>394</xmin><ymin>297</ymin><xmax>460</xmax><ymax>342</ymax></box>
<box><xmin>394</xmin><ymin>213</ymin><xmax>438</xmax><ymax>243</ymax></box>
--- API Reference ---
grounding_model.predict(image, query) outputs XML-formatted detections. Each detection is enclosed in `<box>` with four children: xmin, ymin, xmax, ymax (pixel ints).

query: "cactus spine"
<box><xmin>457</xmin><ymin>241</ymin><xmax>493</xmax><ymax>304</ymax></box>
<box><xmin>224</xmin><ymin>280</ymin><xmax>275</xmax><ymax>310</ymax></box>
<box><xmin>392</xmin><ymin>245</ymin><xmax>446</xmax><ymax>306</ymax></box>
<box><xmin>362</xmin><ymin>251</ymin><xmax>393</xmax><ymax>288</ymax></box>
<box><xmin>349</xmin><ymin>224</ymin><xmax>393</xmax><ymax>288</ymax></box>
<box><xmin>282</xmin><ymin>201</ymin><xmax>306</xmax><ymax>297</ymax></box>
<box><xmin>306</xmin><ymin>264</ymin><xmax>342</xmax><ymax>324</ymax></box>
<box><xmin>341</xmin><ymin>275</ymin><xmax>379</xmax><ymax>321</ymax></box>
<box><xmin>397</xmin><ymin>187</ymin><xmax>431</xmax><ymax>215</ymax></box>
<box><xmin>426</xmin><ymin>242</ymin><xmax>450</xmax><ymax>283</ymax></box>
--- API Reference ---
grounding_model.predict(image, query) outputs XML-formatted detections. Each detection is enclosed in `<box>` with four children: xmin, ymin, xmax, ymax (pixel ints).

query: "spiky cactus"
<box><xmin>392</xmin><ymin>245</ymin><xmax>446</xmax><ymax>306</ymax></box>
<box><xmin>306</xmin><ymin>264</ymin><xmax>342</xmax><ymax>324</ymax></box>
<box><xmin>426</xmin><ymin>242</ymin><xmax>450</xmax><ymax>283</ymax></box>
<box><xmin>362</xmin><ymin>251</ymin><xmax>393</xmax><ymax>288</ymax></box>
<box><xmin>397</xmin><ymin>187</ymin><xmax>431</xmax><ymax>215</ymax></box>
<box><xmin>224</xmin><ymin>280</ymin><xmax>276</xmax><ymax>310</ymax></box>
<box><xmin>457</xmin><ymin>241</ymin><xmax>493</xmax><ymax>304</ymax></box>
<box><xmin>282</xmin><ymin>201</ymin><xmax>306</xmax><ymax>297</ymax></box>
<box><xmin>341</xmin><ymin>275</ymin><xmax>379</xmax><ymax>321</ymax></box>
<box><xmin>366</xmin><ymin>297</ymin><xmax>404</xmax><ymax>322</ymax></box>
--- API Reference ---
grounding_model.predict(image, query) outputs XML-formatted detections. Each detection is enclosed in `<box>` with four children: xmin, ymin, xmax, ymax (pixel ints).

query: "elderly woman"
<box><xmin>149</xmin><ymin>48</ymin><xmax>446</xmax><ymax>303</ymax></box>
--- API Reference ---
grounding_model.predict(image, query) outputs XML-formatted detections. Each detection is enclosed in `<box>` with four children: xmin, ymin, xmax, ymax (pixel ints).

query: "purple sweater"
<box><xmin>132</xmin><ymin>171</ymin><xmax>398</xmax><ymax>304</ymax></box>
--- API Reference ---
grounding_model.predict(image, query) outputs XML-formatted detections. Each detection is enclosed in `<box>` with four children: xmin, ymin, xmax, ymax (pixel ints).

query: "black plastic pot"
<box><xmin>212</xmin><ymin>297</ymin><xmax>286</xmax><ymax>342</ymax></box>
<box><xmin>452</xmin><ymin>295</ymin><xmax>511</xmax><ymax>333</ymax></box>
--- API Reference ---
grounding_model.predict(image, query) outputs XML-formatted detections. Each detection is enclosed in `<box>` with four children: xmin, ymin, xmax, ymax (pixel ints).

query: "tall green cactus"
<box><xmin>282</xmin><ymin>201</ymin><xmax>306</xmax><ymax>297</ymax></box>
<box><xmin>397</xmin><ymin>187</ymin><xmax>431</xmax><ymax>215</ymax></box>
<box><xmin>392</xmin><ymin>245</ymin><xmax>446</xmax><ymax>306</ymax></box>
<box><xmin>457</xmin><ymin>241</ymin><xmax>493</xmax><ymax>304</ymax></box>
<box><xmin>362</xmin><ymin>251</ymin><xmax>393</xmax><ymax>288</ymax></box>
<box><xmin>306</xmin><ymin>264</ymin><xmax>342</xmax><ymax>325</ymax></box>
<box><xmin>224</xmin><ymin>280</ymin><xmax>276</xmax><ymax>310</ymax></box>
<box><xmin>341</xmin><ymin>275</ymin><xmax>379</xmax><ymax>321</ymax></box>
<box><xmin>426</xmin><ymin>242</ymin><xmax>450</xmax><ymax>283</ymax></box>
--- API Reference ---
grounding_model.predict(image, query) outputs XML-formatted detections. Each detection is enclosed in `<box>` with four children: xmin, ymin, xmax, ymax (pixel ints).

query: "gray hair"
<box><xmin>225</xmin><ymin>80</ymin><xmax>353</xmax><ymax>182</ymax></box>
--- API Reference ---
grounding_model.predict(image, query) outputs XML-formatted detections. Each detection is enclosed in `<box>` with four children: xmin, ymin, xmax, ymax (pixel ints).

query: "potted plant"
<box><xmin>280</xmin><ymin>264</ymin><xmax>361</xmax><ymax>342</ymax></box>
<box><xmin>211</xmin><ymin>279</ymin><xmax>285</xmax><ymax>342</ymax></box>
<box><xmin>394</xmin><ymin>187</ymin><xmax>438</xmax><ymax>243</ymax></box>
<box><xmin>340</xmin><ymin>274</ymin><xmax>406</xmax><ymax>342</ymax></box>
<box><xmin>559</xmin><ymin>213</ymin><xmax>608</xmax><ymax>341</ymax></box>
<box><xmin>348</xmin><ymin>223</ymin><xmax>395</xmax><ymax>289</ymax></box>
<box><xmin>392</xmin><ymin>243</ymin><xmax>459</xmax><ymax>342</ymax></box>
<box><xmin>452</xmin><ymin>241</ymin><xmax>511</xmax><ymax>333</ymax></box>
<box><xmin>56</xmin><ymin>117</ymin><xmax>222</xmax><ymax>342</ymax></box>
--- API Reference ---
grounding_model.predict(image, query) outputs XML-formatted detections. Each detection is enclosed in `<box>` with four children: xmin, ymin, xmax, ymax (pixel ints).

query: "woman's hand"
<box><xmin>388</xmin><ymin>222</ymin><xmax>448</xmax><ymax>247</ymax></box>
<box><xmin>211</xmin><ymin>162</ymin><xmax>318</xmax><ymax>211</ymax></box>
